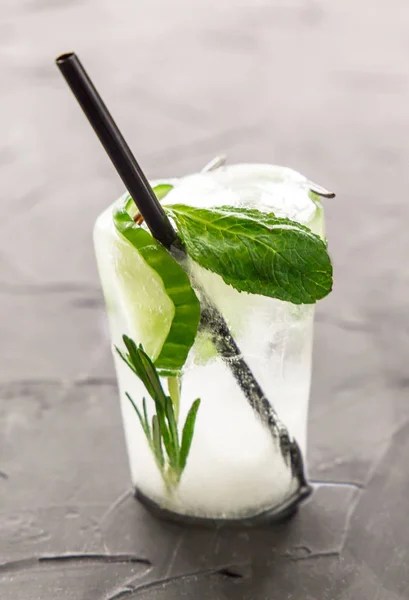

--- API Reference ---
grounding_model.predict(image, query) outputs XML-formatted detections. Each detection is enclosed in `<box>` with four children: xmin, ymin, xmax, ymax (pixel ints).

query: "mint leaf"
<box><xmin>113</xmin><ymin>200</ymin><xmax>200</xmax><ymax>373</ymax></box>
<box><xmin>165</xmin><ymin>204</ymin><xmax>332</xmax><ymax>304</ymax></box>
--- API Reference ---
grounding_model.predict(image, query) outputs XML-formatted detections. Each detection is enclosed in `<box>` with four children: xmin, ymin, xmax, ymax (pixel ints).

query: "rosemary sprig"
<box><xmin>116</xmin><ymin>335</ymin><xmax>200</xmax><ymax>494</ymax></box>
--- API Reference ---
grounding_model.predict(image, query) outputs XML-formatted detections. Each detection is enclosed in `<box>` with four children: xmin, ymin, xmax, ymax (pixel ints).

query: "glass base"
<box><xmin>135</xmin><ymin>483</ymin><xmax>312</xmax><ymax>528</ymax></box>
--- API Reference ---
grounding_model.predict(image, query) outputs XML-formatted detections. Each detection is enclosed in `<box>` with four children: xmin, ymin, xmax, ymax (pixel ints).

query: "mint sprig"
<box><xmin>165</xmin><ymin>204</ymin><xmax>333</xmax><ymax>305</ymax></box>
<box><xmin>116</xmin><ymin>335</ymin><xmax>200</xmax><ymax>493</ymax></box>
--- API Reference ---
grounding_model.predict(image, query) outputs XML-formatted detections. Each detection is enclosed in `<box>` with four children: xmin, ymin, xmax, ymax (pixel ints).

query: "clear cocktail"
<box><xmin>94</xmin><ymin>163</ymin><xmax>331</xmax><ymax>522</ymax></box>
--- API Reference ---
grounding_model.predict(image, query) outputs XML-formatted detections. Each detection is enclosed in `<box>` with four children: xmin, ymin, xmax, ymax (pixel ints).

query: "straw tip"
<box><xmin>56</xmin><ymin>52</ymin><xmax>77</xmax><ymax>65</ymax></box>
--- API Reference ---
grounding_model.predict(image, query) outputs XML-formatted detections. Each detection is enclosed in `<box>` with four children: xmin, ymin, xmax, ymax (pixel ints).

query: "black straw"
<box><xmin>56</xmin><ymin>52</ymin><xmax>176</xmax><ymax>248</ymax></box>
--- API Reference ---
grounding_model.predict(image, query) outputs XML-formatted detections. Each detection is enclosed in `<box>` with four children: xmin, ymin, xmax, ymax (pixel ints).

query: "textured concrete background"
<box><xmin>1</xmin><ymin>0</ymin><xmax>409</xmax><ymax>598</ymax></box>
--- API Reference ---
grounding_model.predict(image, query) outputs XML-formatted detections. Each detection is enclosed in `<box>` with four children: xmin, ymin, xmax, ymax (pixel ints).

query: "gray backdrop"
<box><xmin>1</xmin><ymin>1</ymin><xmax>409</xmax><ymax>599</ymax></box>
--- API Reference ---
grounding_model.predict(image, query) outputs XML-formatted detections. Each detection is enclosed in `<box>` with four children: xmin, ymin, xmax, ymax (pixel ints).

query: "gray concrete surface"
<box><xmin>1</xmin><ymin>0</ymin><xmax>409</xmax><ymax>598</ymax></box>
